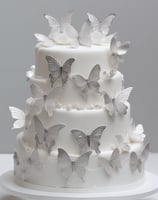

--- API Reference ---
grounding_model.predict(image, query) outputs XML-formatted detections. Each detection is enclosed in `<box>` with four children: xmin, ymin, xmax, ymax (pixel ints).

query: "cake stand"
<box><xmin>0</xmin><ymin>171</ymin><xmax>158</xmax><ymax>200</ymax></box>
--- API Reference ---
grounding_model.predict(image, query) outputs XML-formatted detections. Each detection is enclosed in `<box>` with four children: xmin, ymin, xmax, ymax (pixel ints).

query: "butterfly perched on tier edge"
<box><xmin>58</xmin><ymin>148</ymin><xmax>92</xmax><ymax>183</ymax></box>
<box><xmin>71</xmin><ymin>126</ymin><xmax>106</xmax><ymax>154</ymax></box>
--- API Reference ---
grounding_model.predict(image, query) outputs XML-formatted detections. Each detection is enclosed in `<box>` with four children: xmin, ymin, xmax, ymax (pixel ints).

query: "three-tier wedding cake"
<box><xmin>9</xmin><ymin>11</ymin><xmax>149</xmax><ymax>189</ymax></box>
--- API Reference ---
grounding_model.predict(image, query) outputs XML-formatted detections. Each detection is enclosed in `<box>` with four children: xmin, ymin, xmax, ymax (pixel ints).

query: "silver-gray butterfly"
<box><xmin>34</xmin><ymin>116</ymin><xmax>65</xmax><ymax>154</ymax></box>
<box><xmin>99</xmin><ymin>148</ymin><xmax>121</xmax><ymax>177</ymax></box>
<box><xmin>71</xmin><ymin>126</ymin><xmax>106</xmax><ymax>154</ymax></box>
<box><xmin>45</xmin><ymin>56</ymin><xmax>75</xmax><ymax>87</ymax></box>
<box><xmin>58</xmin><ymin>148</ymin><xmax>91</xmax><ymax>183</ymax></box>
<box><xmin>72</xmin><ymin>64</ymin><xmax>101</xmax><ymax>99</ymax></box>
<box><xmin>130</xmin><ymin>143</ymin><xmax>150</xmax><ymax>173</ymax></box>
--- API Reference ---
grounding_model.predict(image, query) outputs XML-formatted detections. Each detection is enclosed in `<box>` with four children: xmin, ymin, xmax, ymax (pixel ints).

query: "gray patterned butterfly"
<box><xmin>103</xmin><ymin>87</ymin><xmax>133</xmax><ymax>116</ymax></box>
<box><xmin>72</xmin><ymin>64</ymin><xmax>101</xmax><ymax>99</ymax></box>
<box><xmin>110</xmin><ymin>34</ymin><xmax>130</xmax><ymax>70</ymax></box>
<box><xmin>71</xmin><ymin>126</ymin><xmax>106</xmax><ymax>154</ymax></box>
<box><xmin>34</xmin><ymin>116</ymin><xmax>65</xmax><ymax>154</ymax></box>
<box><xmin>58</xmin><ymin>148</ymin><xmax>91</xmax><ymax>182</ymax></box>
<box><xmin>45</xmin><ymin>56</ymin><xmax>75</xmax><ymax>87</ymax></box>
<box><xmin>130</xmin><ymin>143</ymin><xmax>150</xmax><ymax>173</ymax></box>
<box><xmin>99</xmin><ymin>148</ymin><xmax>121</xmax><ymax>177</ymax></box>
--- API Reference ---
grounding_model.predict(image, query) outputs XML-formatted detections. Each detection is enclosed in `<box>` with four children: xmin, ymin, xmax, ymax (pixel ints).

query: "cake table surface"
<box><xmin>0</xmin><ymin>153</ymin><xmax>158</xmax><ymax>200</ymax></box>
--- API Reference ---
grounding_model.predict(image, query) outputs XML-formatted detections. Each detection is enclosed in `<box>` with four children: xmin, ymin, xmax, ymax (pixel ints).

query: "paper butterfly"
<box><xmin>114</xmin><ymin>135</ymin><xmax>130</xmax><ymax>153</ymax></box>
<box><xmin>45</xmin><ymin>56</ymin><xmax>75</xmax><ymax>87</ymax></box>
<box><xmin>30</xmin><ymin>83</ymin><xmax>63</xmax><ymax>117</ymax></box>
<box><xmin>99</xmin><ymin>148</ymin><xmax>121</xmax><ymax>177</ymax></box>
<box><xmin>71</xmin><ymin>126</ymin><xmax>106</xmax><ymax>154</ymax></box>
<box><xmin>79</xmin><ymin>13</ymin><xmax>116</xmax><ymax>46</ymax></box>
<box><xmin>44</xmin><ymin>11</ymin><xmax>78</xmax><ymax>46</ymax></box>
<box><xmin>58</xmin><ymin>148</ymin><xmax>91</xmax><ymax>182</ymax></box>
<box><xmin>72</xmin><ymin>64</ymin><xmax>101</xmax><ymax>99</ymax></box>
<box><xmin>34</xmin><ymin>116</ymin><xmax>65</xmax><ymax>154</ymax></box>
<box><xmin>130</xmin><ymin>143</ymin><xmax>150</xmax><ymax>173</ymax></box>
<box><xmin>129</xmin><ymin>122</ymin><xmax>146</xmax><ymax>143</ymax></box>
<box><xmin>110</xmin><ymin>34</ymin><xmax>130</xmax><ymax>70</ymax></box>
<box><xmin>103</xmin><ymin>87</ymin><xmax>133</xmax><ymax>116</ymax></box>
<box><xmin>34</xmin><ymin>33</ymin><xmax>55</xmax><ymax>47</ymax></box>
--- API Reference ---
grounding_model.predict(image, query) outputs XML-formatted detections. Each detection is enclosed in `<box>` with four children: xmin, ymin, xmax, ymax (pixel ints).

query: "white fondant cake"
<box><xmin>10</xmin><ymin>12</ymin><xmax>149</xmax><ymax>189</ymax></box>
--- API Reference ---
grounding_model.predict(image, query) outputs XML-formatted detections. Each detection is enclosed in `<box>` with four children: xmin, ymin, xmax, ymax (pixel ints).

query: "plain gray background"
<box><xmin>0</xmin><ymin>0</ymin><xmax>158</xmax><ymax>153</ymax></box>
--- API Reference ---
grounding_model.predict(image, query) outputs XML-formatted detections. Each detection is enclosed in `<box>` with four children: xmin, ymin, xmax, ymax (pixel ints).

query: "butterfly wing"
<box><xmin>45</xmin><ymin>56</ymin><xmax>61</xmax><ymax>87</ymax></box>
<box><xmin>141</xmin><ymin>143</ymin><xmax>150</xmax><ymax>161</ymax></box>
<box><xmin>72</xmin><ymin>75</ymin><xmax>88</xmax><ymax>98</ymax></box>
<box><xmin>9</xmin><ymin>106</ymin><xmax>25</xmax><ymax>129</ymax></box>
<box><xmin>71</xmin><ymin>130</ymin><xmax>89</xmax><ymax>154</ymax></box>
<box><xmin>79</xmin><ymin>19</ymin><xmax>92</xmax><ymax>46</ymax></box>
<box><xmin>58</xmin><ymin>148</ymin><xmax>73</xmax><ymax>181</ymax></box>
<box><xmin>30</xmin><ymin>83</ymin><xmax>44</xmax><ymax>99</ymax></box>
<box><xmin>130</xmin><ymin>152</ymin><xmax>139</xmax><ymax>173</ymax></box>
<box><xmin>33</xmin><ymin>116</ymin><xmax>45</xmax><ymax>144</ymax></box>
<box><xmin>61</xmin><ymin>58</ymin><xmax>75</xmax><ymax>85</ymax></box>
<box><xmin>117</xmin><ymin>41</ymin><xmax>130</xmax><ymax>55</ymax></box>
<box><xmin>45</xmin><ymin>124</ymin><xmax>65</xmax><ymax>154</ymax></box>
<box><xmin>87</xmin><ymin>13</ymin><xmax>100</xmax><ymax>32</ymax></box>
<box><xmin>90</xmin><ymin>126</ymin><xmax>106</xmax><ymax>153</ymax></box>
<box><xmin>110</xmin><ymin>148</ymin><xmax>121</xmax><ymax>171</ymax></box>
<box><xmin>74</xmin><ymin>151</ymin><xmax>92</xmax><ymax>181</ymax></box>
<box><xmin>99</xmin><ymin>157</ymin><xmax>113</xmax><ymax>177</ymax></box>
<box><xmin>101</xmin><ymin>14</ymin><xmax>116</xmax><ymax>36</ymax></box>
<box><xmin>44</xmin><ymin>14</ymin><xmax>60</xmax><ymax>33</ymax></box>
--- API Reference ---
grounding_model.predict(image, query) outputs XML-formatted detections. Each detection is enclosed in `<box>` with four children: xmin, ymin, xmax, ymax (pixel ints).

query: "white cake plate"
<box><xmin>0</xmin><ymin>171</ymin><xmax>158</xmax><ymax>200</ymax></box>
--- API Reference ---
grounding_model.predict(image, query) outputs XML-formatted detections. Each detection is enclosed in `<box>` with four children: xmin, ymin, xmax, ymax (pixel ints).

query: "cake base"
<box><xmin>0</xmin><ymin>171</ymin><xmax>158</xmax><ymax>200</ymax></box>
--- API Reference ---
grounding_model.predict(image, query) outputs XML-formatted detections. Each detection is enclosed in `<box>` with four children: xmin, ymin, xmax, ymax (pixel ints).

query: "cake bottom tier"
<box><xmin>14</xmin><ymin>139</ymin><xmax>146</xmax><ymax>189</ymax></box>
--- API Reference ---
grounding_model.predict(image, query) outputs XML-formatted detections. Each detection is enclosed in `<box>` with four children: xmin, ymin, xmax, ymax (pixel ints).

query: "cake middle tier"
<box><xmin>25</xmin><ymin>105</ymin><xmax>132</xmax><ymax>154</ymax></box>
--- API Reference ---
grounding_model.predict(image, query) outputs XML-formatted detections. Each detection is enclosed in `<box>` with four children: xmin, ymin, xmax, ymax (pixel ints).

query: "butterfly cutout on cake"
<box><xmin>30</xmin><ymin>83</ymin><xmax>63</xmax><ymax>116</ymax></box>
<box><xmin>45</xmin><ymin>56</ymin><xmax>75</xmax><ymax>88</ymax></box>
<box><xmin>58</xmin><ymin>148</ymin><xmax>91</xmax><ymax>183</ymax></box>
<box><xmin>109</xmin><ymin>34</ymin><xmax>130</xmax><ymax>70</ymax></box>
<box><xmin>79</xmin><ymin>13</ymin><xmax>116</xmax><ymax>46</ymax></box>
<box><xmin>34</xmin><ymin>33</ymin><xmax>55</xmax><ymax>47</ymax></box>
<box><xmin>128</xmin><ymin>120</ymin><xmax>146</xmax><ymax>143</ymax></box>
<box><xmin>44</xmin><ymin>11</ymin><xmax>78</xmax><ymax>47</ymax></box>
<box><xmin>103</xmin><ymin>87</ymin><xmax>133</xmax><ymax>116</ymax></box>
<box><xmin>34</xmin><ymin>116</ymin><xmax>65</xmax><ymax>154</ymax></box>
<box><xmin>9</xmin><ymin>102</ymin><xmax>40</xmax><ymax>129</ymax></box>
<box><xmin>71</xmin><ymin>126</ymin><xmax>106</xmax><ymax>154</ymax></box>
<box><xmin>130</xmin><ymin>143</ymin><xmax>150</xmax><ymax>173</ymax></box>
<box><xmin>114</xmin><ymin>135</ymin><xmax>130</xmax><ymax>153</ymax></box>
<box><xmin>99</xmin><ymin>148</ymin><xmax>122</xmax><ymax>177</ymax></box>
<box><xmin>72</xmin><ymin>64</ymin><xmax>101</xmax><ymax>99</ymax></box>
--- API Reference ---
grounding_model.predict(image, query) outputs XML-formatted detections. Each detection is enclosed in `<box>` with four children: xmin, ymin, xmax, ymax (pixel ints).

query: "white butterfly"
<box><xmin>110</xmin><ymin>34</ymin><xmax>130</xmax><ymax>70</ymax></box>
<box><xmin>34</xmin><ymin>116</ymin><xmax>65</xmax><ymax>154</ymax></box>
<box><xmin>34</xmin><ymin>33</ymin><xmax>55</xmax><ymax>47</ymax></box>
<box><xmin>79</xmin><ymin>13</ymin><xmax>115</xmax><ymax>46</ymax></box>
<box><xmin>45</xmin><ymin>56</ymin><xmax>75</xmax><ymax>87</ymax></box>
<box><xmin>129</xmin><ymin>123</ymin><xmax>146</xmax><ymax>143</ymax></box>
<box><xmin>103</xmin><ymin>87</ymin><xmax>133</xmax><ymax>116</ymax></box>
<box><xmin>99</xmin><ymin>148</ymin><xmax>121</xmax><ymax>177</ymax></box>
<box><xmin>71</xmin><ymin>126</ymin><xmax>106</xmax><ymax>154</ymax></box>
<box><xmin>9</xmin><ymin>107</ymin><xmax>26</xmax><ymax>129</ymax></box>
<box><xmin>58</xmin><ymin>148</ymin><xmax>91</xmax><ymax>182</ymax></box>
<box><xmin>44</xmin><ymin>11</ymin><xmax>78</xmax><ymax>46</ymax></box>
<box><xmin>72</xmin><ymin>64</ymin><xmax>101</xmax><ymax>99</ymax></box>
<box><xmin>16</xmin><ymin>134</ymin><xmax>41</xmax><ymax>176</ymax></box>
<box><xmin>114</xmin><ymin>135</ymin><xmax>130</xmax><ymax>153</ymax></box>
<box><xmin>130</xmin><ymin>143</ymin><xmax>150</xmax><ymax>173</ymax></box>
